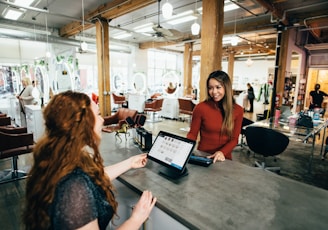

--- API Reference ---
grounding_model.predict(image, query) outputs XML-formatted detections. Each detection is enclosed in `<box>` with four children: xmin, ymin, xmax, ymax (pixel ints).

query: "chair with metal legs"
<box><xmin>144</xmin><ymin>98</ymin><xmax>164</xmax><ymax>122</ymax></box>
<box><xmin>245</xmin><ymin>126</ymin><xmax>289</xmax><ymax>173</ymax></box>
<box><xmin>237</xmin><ymin>117</ymin><xmax>254</xmax><ymax>148</ymax></box>
<box><xmin>178</xmin><ymin>98</ymin><xmax>195</xmax><ymax>131</ymax></box>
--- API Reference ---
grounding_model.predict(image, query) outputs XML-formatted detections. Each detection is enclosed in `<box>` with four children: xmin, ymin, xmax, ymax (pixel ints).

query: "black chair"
<box><xmin>0</xmin><ymin>129</ymin><xmax>34</xmax><ymax>184</ymax></box>
<box><xmin>245</xmin><ymin>126</ymin><xmax>289</xmax><ymax>173</ymax></box>
<box><xmin>237</xmin><ymin>117</ymin><xmax>254</xmax><ymax>148</ymax></box>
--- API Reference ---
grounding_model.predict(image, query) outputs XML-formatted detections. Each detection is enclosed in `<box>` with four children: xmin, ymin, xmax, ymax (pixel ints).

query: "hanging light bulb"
<box><xmin>246</xmin><ymin>43</ymin><xmax>253</xmax><ymax>66</ymax></box>
<box><xmin>191</xmin><ymin>22</ymin><xmax>200</xmax><ymax>35</ymax></box>
<box><xmin>230</xmin><ymin>10</ymin><xmax>238</xmax><ymax>46</ymax></box>
<box><xmin>45</xmin><ymin>14</ymin><xmax>51</xmax><ymax>58</ymax></box>
<box><xmin>162</xmin><ymin>0</ymin><xmax>173</xmax><ymax>19</ymax></box>
<box><xmin>81</xmin><ymin>41</ymin><xmax>88</xmax><ymax>51</ymax></box>
<box><xmin>191</xmin><ymin>0</ymin><xmax>200</xmax><ymax>35</ymax></box>
<box><xmin>245</xmin><ymin>57</ymin><xmax>254</xmax><ymax>66</ymax></box>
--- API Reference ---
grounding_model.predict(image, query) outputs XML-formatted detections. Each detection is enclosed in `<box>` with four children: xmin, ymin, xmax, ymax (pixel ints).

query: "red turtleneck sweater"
<box><xmin>187</xmin><ymin>100</ymin><xmax>244</xmax><ymax>160</ymax></box>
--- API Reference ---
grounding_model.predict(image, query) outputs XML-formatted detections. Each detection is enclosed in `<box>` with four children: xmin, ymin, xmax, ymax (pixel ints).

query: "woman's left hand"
<box><xmin>130</xmin><ymin>153</ymin><xmax>148</xmax><ymax>169</ymax></box>
<box><xmin>208</xmin><ymin>151</ymin><xmax>225</xmax><ymax>163</ymax></box>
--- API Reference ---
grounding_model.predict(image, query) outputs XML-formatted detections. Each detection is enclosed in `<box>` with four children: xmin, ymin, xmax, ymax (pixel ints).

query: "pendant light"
<box><xmin>245</xmin><ymin>45</ymin><xmax>253</xmax><ymax>66</ymax></box>
<box><xmin>45</xmin><ymin>14</ymin><xmax>51</xmax><ymax>58</ymax></box>
<box><xmin>81</xmin><ymin>0</ymin><xmax>88</xmax><ymax>51</ymax></box>
<box><xmin>191</xmin><ymin>0</ymin><xmax>200</xmax><ymax>35</ymax></box>
<box><xmin>162</xmin><ymin>0</ymin><xmax>173</xmax><ymax>19</ymax></box>
<box><xmin>245</xmin><ymin>57</ymin><xmax>254</xmax><ymax>66</ymax></box>
<box><xmin>230</xmin><ymin>10</ymin><xmax>238</xmax><ymax>46</ymax></box>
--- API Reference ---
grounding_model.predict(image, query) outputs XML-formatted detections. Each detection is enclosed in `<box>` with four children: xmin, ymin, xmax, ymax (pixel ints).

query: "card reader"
<box><xmin>188</xmin><ymin>155</ymin><xmax>213</xmax><ymax>167</ymax></box>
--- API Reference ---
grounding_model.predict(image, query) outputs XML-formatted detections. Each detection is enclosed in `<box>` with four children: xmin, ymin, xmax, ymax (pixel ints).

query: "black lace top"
<box><xmin>49</xmin><ymin>168</ymin><xmax>114</xmax><ymax>230</ymax></box>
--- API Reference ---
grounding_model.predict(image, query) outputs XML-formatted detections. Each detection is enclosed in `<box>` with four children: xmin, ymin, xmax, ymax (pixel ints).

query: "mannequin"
<box><xmin>257</xmin><ymin>80</ymin><xmax>272</xmax><ymax>104</ymax></box>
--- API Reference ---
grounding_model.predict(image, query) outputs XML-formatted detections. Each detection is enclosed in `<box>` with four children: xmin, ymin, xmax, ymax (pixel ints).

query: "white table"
<box><xmin>160</xmin><ymin>97</ymin><xmax>179</xmax><ymax>119</ymax></box>
<box><xmin>127</xmin><ymin>93</ymin><xmax>146</xmax><ymax>113</ymax></box>
<box><xmin>25</xmin><ymin>105</ymin><xmax>44</xmax><ymax>142</ymax></box>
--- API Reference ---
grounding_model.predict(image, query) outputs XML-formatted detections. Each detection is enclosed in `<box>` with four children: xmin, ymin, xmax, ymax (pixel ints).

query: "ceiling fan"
<box><xmin>151</xmin><ymin>0</ymin><xmax>183</xmax><ymax>41</ymax></box>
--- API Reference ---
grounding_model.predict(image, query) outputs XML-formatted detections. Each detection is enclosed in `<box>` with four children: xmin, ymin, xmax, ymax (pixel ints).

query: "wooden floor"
<box><xmin>1</xmin><ymin>99</ymin><xmax>327</xmax><ymax>230</ymax></box>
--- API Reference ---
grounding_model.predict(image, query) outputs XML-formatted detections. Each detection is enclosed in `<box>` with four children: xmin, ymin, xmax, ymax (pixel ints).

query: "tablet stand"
<box><xmin>159</xmin><ymin>167</ymin><xmax>189</xmax><ymax>180</ymax></box>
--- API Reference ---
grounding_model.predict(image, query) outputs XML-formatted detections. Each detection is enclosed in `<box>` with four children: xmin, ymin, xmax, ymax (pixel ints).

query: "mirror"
<box><xmin>0</xmin><ymin>69</ymin><xmax>6</xmax><ymax>94</ymax></box>
<box><xmin>162</xmin><ymin>71</ymin><xmax>179</xmax><ymax>96</ymax></box>
<box><xmin>35</xmin><ymin>66</ymin><xmax>45</xmax><ymax>96</ymax></box>
<box><xmin>19</xmin><ymin>67</ymin><xmax>31</xmax><ymax>93</ymax></box>
<box><xmin>113</xmin><ymin>73</ymin><xmax>123</xmax><ymax>92</ymax></box>
<box><xmin>133</xmin><ymin>72</ymin><xmax>146</xmax><ymax>94</ymax></box>
<box><xmin>12</xmin><ymin>70</ymin><xmax>20</xmax><ymax>94</ymax></box>
<box><xmin>20</xmin><ymin>68</ymin><xmax>29</xmax><ymax>79</ymax></box>
<box><xmin>34</xmin><ymin>65</ymin><xmax>50</xmax><ymax>105</ymax></box>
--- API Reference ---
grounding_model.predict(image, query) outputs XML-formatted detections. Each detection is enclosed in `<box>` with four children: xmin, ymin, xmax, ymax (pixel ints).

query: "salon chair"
<box><xmin>0</xmin><ymin>128</ymin><xmax>34</xmax><ymax>184</ymax></box>
<box><xmin>112</xmin><ymin>93</ymin><xmax>127</xmax><ymax>111</ymax></box>
<box><xmin>0</xmin><ymin>116</ymin><xmax>11</xmax><ymax>126</ymax></box>
<box><xmin>178</xmin><ymin>98</ymin><xmax>196</xmax><ymax>131</ymax></box>
<box><xmin>144</xmin><ymin>98</ymin><xmax>164</xmax><ymax>122</ymax></box>
<box><xmin>102</xmin><ymin>108</ymin><xmax>138</xmax><ymax>133</ymax></box>
<box><xmin>178</xmin><ymin>98</ymin><xmax>195</xmax><ymax>122</ymax></box>
<box><xmin>0</xmin><ymin>126</ymin><xmax>27</xmax><ymax>134</ymax></box>
<box><xmin>245</xmin><ymin>126</ymin><xmax>289</xmax><ymax>173</ymax></box>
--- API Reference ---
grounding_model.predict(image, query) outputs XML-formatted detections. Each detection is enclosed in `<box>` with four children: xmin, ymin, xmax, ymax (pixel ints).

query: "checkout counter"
<box><xmin>100</xmin><ymin>133</ymin><xmax>328</xmax><ymax>230</ymax></box>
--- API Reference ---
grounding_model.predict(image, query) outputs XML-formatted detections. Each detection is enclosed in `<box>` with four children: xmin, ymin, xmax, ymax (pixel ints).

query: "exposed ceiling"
<box><xmin>0</xmin><ymin>0</ymin><xmax>328</xmax><ymax>57</ymax></box>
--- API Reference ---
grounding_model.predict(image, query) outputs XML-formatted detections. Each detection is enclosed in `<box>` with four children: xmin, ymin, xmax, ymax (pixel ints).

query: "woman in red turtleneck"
<box><xmin>187</xmin><ymin>70</ymin><xmax>244</xmax><ymax>163</ymax></box>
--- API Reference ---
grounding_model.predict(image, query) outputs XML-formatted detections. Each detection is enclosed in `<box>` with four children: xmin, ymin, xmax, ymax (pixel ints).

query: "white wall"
<box><xmin>223</xmin><ymin>58</ymin><xmax>275</xmax><ymax>93</ymax></box>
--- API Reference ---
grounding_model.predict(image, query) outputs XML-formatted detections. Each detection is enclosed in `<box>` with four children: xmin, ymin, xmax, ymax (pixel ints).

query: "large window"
<box><xmin>110</xmin><ymin>52</ymin><xmax>130</xmax><ymax>93</ymax></box>
<box><xmin>147</xmin><ymin>50</ymin><xmax>182</xmax><ymax>95</ymax></box>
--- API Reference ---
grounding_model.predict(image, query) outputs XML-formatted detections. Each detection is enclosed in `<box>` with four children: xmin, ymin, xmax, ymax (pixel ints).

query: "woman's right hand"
<box><xmin>130</xmin><ymin>190</ymin><xmax>156</xmax><ymax>225</ymax></box>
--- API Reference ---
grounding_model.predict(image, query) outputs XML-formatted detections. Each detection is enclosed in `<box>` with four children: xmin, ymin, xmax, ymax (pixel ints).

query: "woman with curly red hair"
<box><xmin>23</xmin><ymin>91</ymin><xmax>156</xmax><ymax>230</ymax></box>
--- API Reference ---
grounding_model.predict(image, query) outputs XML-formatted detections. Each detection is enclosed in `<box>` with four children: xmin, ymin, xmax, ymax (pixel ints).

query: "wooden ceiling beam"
<box><xmin>255</xmin><ymin>0</ymin><xmax>289</xmax><ymax>25</ymax></box>
<box><xmin>139</xmin><ymin>34</ymin><xmax>200</xmax><ymax>49</ymax></box>
<box><xmin>60</xmin><ymin>0</ymin><xmax>157</xmax><ymax>38</ymax></box>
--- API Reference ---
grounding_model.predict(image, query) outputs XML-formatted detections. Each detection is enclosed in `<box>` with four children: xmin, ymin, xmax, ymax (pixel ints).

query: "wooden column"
<box><xmin>276</xmin><ymin>29</ymin><xmax>289</xmax><ymax>103</ymax></box>
<box><xmin>95</xmin><ymin>19</ymin><xmax>111</xmax><ymax>116</ymax></box>
<box><xmin>228</xmin><ymin>52</ymin><xmax>235</xmax><ymax>82</ymax></box>
<box><xmin>270</xmin><ymin>24</ymin><xmax>288</xmax><ymax>116</ymax></box>
<box><xmin>199</xmin><ymin>0</ymin><xmax>224</xmax><ymax>101</ymax></box>
<box><xmin>183</xmin><ymin>42</ymin><xmax>193</xmax><ymax>96</ymax></box>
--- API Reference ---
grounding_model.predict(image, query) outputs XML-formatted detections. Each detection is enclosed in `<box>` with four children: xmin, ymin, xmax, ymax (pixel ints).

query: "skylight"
<box><xmin>2</xmin><ymin>0</ymin><xmax>35</xmax><ymax>21</ymax></box>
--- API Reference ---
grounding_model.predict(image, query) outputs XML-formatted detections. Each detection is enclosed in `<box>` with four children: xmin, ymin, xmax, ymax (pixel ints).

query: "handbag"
<box><xmin>296</xmin><ymin>114</ymin><xmax>313</xmax><ymax>128</ymax></box>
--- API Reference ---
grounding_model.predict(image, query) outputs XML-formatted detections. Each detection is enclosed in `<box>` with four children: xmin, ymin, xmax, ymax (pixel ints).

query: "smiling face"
<box><xmin>208</xmin><ymin>78</ymin><xmax>225</xmax><ymax>102</ymax></box>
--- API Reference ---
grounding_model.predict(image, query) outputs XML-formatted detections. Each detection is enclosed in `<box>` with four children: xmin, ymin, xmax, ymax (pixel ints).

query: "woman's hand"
<box><xmin>130</xmin><ymin>153</ymin><xmax>148</xmax><ymax>169</ymax></box>
<box><xmin>208</xmin><ymin>151</ymin><xmax>225</xmax><ymax>163</ymax></box>
<box><xmin>130</xmin><ymin>190</ymin><xmax>156</xmax><ymax>225</ymax></box>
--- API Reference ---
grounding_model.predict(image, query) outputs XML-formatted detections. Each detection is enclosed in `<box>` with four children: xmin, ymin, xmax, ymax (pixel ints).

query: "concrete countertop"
<box><xmin>100</xmin><ymin>133</ymin><xmax>328</xmax><ymax>230</ymax></box>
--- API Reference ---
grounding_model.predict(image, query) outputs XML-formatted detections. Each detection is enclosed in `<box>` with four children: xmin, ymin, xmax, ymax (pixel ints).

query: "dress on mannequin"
<box><xmin>257</xmin><ymin>82</ymin><xmax>271</xmax><ymax>104</ymax></box>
